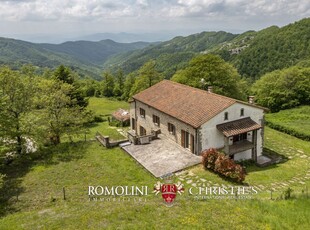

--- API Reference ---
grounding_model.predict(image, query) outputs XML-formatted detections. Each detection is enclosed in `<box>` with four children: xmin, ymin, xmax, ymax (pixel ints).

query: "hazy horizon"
<box><xmin>0</xmin><ymin>0</ymin><xmax>309</xmax><ymax>43</ymax></box>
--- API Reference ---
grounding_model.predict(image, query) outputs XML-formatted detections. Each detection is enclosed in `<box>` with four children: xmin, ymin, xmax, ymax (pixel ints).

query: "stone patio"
<box><xmin>121</xmin><ymin>137</ymin><xmax>202</xmax><ymax>178</ymax></box>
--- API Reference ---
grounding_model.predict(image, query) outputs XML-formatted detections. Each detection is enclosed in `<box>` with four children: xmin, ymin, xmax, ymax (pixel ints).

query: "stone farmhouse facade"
<box><xmin>128</xmin><ymin>80</ymin><xmax>266</xmax><ymax>162</ymax></box>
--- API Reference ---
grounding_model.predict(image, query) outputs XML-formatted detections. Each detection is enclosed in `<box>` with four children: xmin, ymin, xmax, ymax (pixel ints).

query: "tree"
<box><xmin>37</xmin><ymin>79</ymin><xmax>90</xmax><ymax>145</ymax></box>
<box><xmin>113</xmin><ymin>69</ymin><xmax>125</xmax><ymax>97</ymax></box>
<box><xmin>54</xmin><ymin>65</ymin><xmax>88</xmax><ymax>108</ymax></box>
<box><xmin>130</xmin><ymin>60</ymin><xmax>163</xmax><ymax>96</ymax></box>
<box><xmin>0</xmin><ymin>66</ymin><xmax>36</xmax><ymax>154</ymax></box>
<box><xmin>102</xmin><ymin>72</ymin><xmax>115</xmax><ymax>97</ymax></box>
<box><xmin>54</xmin><ymin>65</ymin><xmax>75</xmax><ymax>84</ymax></box>
<box><xmin>121</xmin><ymin>72</ymin><xmax>136</xmax><ymax>100</ymax></box>
<box><xmin>252</xmin><ymin>66</ymin><xmax>310</xmax><ymax>112</ymax></box>
<box><xmin>171</xmin><ymin>54</ymin><xmax>247</xmax><ymax>100</ymax></box>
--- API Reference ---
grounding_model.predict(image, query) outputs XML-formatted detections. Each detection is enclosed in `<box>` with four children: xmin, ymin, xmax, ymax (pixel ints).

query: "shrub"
<box><xmin>93</xmin><ymin>115</ymin><xmax>105</xmax><ymax>123</ymax></box>
<box><xmin>201</xmin><ymin>148</ymin><xmax>219</xmax><ymax>170</ymax></box>
<box><xmin>202</xmin><ymin>148</ymin><xmax>246</xmax><ymax>183</ymax></box>
<box><xmin>283</xmin><ymin>187</ymin><xmax>293</xmax><ymax>200</ymax></box>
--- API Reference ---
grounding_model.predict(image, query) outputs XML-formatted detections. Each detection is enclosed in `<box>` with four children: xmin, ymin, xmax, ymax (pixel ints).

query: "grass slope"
<box><xmin>265</xmin><ymin>106</ymin><xmax>310</xmax><ymax>138</ymax></box>
<box><xmin>0</xmin><ymin>128</ymin><xmax>309</xmax><ymax>229</ymax></box>
<box><xmin>0</xmin><ymin>98</ymin><xmax>309</xmax><ymax>229</ymax></box>
<box><xmin>86</xmin><ymin>97</ymin><xmax>130</xmax><ymax>140</ymax></box>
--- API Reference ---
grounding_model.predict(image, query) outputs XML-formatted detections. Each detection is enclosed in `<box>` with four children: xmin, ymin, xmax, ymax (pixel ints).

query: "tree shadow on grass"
<box><xmin>38</xmin><ymin>141</ymin><xmax>89</xmax><ymax>165</ymax></box>
<box><xmin>0</xmin><ymin>141</ymin><xmax>90</xmax><ymax>217</ymax></box>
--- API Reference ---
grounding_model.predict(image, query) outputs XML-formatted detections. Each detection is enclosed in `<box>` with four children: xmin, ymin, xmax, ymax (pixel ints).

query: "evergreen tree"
<box><xmin>102</xmin><ymin>72</ymin><xmax>115</xmax><ymax>97</ymax></box>
<box><xmin>53</xmin><ymin>65</ymin><xmax>88</xmax><ymax>108</ymax></box>
<box><xmin>130</xmin><ymin>60</ymin><xmax>163</xmax><ymax>96</ymax></box>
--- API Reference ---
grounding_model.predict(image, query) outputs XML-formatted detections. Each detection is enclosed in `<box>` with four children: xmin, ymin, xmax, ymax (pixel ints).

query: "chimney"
<box><xmin>207</xmin><ymin>86</ymin><xmax>213</xmax><ymax>93</ymax></box>
<box><xmin>248</xmin><ymin>96</ymin><xmax>255</xmax><ymax>104</ymax></box>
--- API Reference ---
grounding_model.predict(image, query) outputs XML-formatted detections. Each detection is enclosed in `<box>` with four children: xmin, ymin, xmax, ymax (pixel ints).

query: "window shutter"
<box><xmin>191</xmin><ymin>134</ymin><xmax>194</xmax><ymax>153</ymax></box>
<box><xmin>181</xmin><ymin>130</ymin><xmax>185</xmax><ymax>147</ymax></box>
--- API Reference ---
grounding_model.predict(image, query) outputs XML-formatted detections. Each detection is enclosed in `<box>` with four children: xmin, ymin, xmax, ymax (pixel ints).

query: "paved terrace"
<box><xmin>122</xmin><ymin>136</ymin><xmax>202</xmax><ymax>178</ymax></box>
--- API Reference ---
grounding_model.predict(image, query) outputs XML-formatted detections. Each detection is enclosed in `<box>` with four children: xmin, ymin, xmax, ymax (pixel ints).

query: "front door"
<box><xmin>139</xmin><ymin>126</ymin><xmax>146</xmax><ymax>136</ymax></box>
<box><xmin>181</xmin><ymin>130</ymin><xmax>194</xmax><ymax>153</ymax></box>
<box><xmin>131</xmin><ymin>118</ymin><xmax>135</xmax><ymax>130</ymax></box>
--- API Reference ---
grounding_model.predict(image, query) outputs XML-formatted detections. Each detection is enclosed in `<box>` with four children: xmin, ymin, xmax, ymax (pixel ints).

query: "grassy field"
<box><xmin>0</xmin><ymin>99</ymin><xmax>309</xmax><ymax>229</ymax></box>
<box><xmin>265</xmin><ymin>106</ymin><xmax>310</xmax><ymax>140</ymax></box>
<box><xmin>76</xmin><ymin>97</ymin><xmax>130</xmax><ymax>141</ymax></box>
<box><xmin>0</xmin><ymin>128</ymin><xmax>309</xmax><ymax>229</ymax></box>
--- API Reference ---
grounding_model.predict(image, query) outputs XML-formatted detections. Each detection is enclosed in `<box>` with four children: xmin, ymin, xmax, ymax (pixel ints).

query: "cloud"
<box><xmin>0</xmin><ymin>0</ymin><xmax>309</xmax><ymax>41</ymax></box>
<box><xmin>164</xmin><ymin>0</ymin><xmax>310</xmax><ymax>18</ymax></box>
<box><xmin>0</xmin><ymin>0</ymin><xmax>309</xmax><ymax>22</ymax></box>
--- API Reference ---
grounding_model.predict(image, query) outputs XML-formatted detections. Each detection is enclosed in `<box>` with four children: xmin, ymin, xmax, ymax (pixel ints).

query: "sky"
<box><xmin>0</xmin><ymin>0</ymin><xmax>309</xmax><ymax>43</ymax></box>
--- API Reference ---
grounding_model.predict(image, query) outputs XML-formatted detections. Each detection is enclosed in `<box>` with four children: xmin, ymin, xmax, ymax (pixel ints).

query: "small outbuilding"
<box><xmin>112</xmin><ymin>108</ymin><xmax>130</xmax><ymax>126</ymax></box>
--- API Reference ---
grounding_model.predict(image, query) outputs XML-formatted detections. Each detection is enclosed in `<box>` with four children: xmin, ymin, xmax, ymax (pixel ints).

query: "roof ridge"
<box><xmin>163</xmin><ymin>80</ymin><xmax>267</xmax><ymax>110</ymax></box>
<box><xmin>163</xmin><ymin>80</ymin><xmax>236</xmax><ymax>102</ymax></box>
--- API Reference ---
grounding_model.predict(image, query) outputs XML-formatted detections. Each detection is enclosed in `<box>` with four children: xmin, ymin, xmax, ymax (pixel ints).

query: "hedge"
<box><xmin>265</xmin><ymin>121</ymin><xmax>310</xmax><ymax>141</ymax></box>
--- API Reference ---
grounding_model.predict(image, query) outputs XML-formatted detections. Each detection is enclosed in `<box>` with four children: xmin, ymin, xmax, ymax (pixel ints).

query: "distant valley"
<box><xmin>0</xmin><ymin>38</ymin><xmax>151</xmax><ymax>79</ymax></box>
<box><xmin>0</xmin><ymin>17</ymin><xmax>309</xmax><ymax>80</ymax></box>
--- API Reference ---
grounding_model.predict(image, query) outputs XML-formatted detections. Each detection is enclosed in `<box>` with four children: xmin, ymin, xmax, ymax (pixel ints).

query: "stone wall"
<box><xmin>130</xmin><ymin>100</ymin><xmax>197</xmax><ymax>154</ymax></box>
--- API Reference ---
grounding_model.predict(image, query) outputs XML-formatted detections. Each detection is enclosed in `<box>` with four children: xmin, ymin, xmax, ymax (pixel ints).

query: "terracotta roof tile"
<box><xmin>112</xmin><ymin>108</ymin><xmax>130</xmax><ymax>122</ymax></box>
<box><xmin>216</xmin><ymin>117</ymin><xmax>262</xmax><ymax>137</ymax></box>
<box><xmin>133</xmin><ymin>80</ymin><xmax>236</xmax><ymax>128</ymax></box>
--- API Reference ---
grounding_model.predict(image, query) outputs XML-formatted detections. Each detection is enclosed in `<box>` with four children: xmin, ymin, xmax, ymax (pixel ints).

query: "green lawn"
<box><xmin>0</xmin><ymin>99</ymin><xmax>309</xmax><ymax>229</ymax></box>
<box><xmin>188</xmin><ymin>127</ymin><xmax>310</xmax><ymax>197</ymax></box>
<box><xmin>72</xmin><ymin>97</ymin><xmax>130</xmax><ymax>141</ymax></box>
<box><xmin>87</xmin><ymin>97</ymin><xmax>130</xmax><ymax>116</ymax></box>
<box><xmin>0</xmin><ymin>126</ymin><xmax>310</xmax><ymax>229</ymax></box>
<box><xmin>0</xmin><ymin>141</ymin><xmax>309</xmax><ymax>229</ymax></box>
<box><xmin>265</xmin><ymin>106</ymin><xmax>310</xmax><ymax>139</ymax></box>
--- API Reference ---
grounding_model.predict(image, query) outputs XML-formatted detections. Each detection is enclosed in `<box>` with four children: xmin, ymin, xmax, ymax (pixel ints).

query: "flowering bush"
<box><xmin>201</xmin><ymin>148</ymin><xmax>219</xmax><ymax>170</ymax></box>
<box><xmin>202</xmin><ymin>148</ymin><xmax>245</xmax><ymax>183</ymax></box>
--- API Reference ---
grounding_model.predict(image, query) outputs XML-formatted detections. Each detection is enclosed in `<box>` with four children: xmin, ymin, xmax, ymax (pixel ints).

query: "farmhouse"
<box><xmin>128</xmin><ymin>80</ymin><xmax>266</xmax><ymax>162</ymax></box>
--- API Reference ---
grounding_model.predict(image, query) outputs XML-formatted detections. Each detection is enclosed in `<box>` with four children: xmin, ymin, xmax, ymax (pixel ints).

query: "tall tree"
<box><xmin>54</xmin><ymin>65</ymin><xmax>88</xmax><ymax>108</ymax></box>
<box><xmin>121</xmin><ymin>72</ymin><xmax>136</xmax><ymax>100</ymax></box>
<box><xmin>130</xmin><ymin>60</ymin><xmax>163</xmax><ymax>96</ymax></box>
<box><xmin>37</xmin><ymin>79</ymin><xmax>90</xmax><ymax>145</ymax></box>
<box><xmin>102</xmin><ymin>72</ymin><xmax>115</xmax><ymax>97</ymax></box>
<box><xmin>252</xmin><ymin>66</ymin><xmax>310</xmax><ymax>112</ymax></box>
<box><xmin>0</xmin><ymin>67</ymin><xmax>36</xmax><ymax>154</ymax></box>
<box><xmin>54</xmin><ymin>65</ymin><xmax>75</xmax><ymax>84</ymax></box>
<box><xmin>113</xmin><ymin>69</ymin><xmax>125</xmax><ymax>97</ymax></box>
<box><xmin>171</xmin><ymin>54</ymin><xmax>247</xmax><ymax>100</ymax></box>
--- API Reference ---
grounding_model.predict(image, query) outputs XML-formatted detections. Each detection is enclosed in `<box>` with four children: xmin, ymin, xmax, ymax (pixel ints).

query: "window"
<box><xmin>224</xmin><ymin>112</ymin><xmax>229</xmax><ymax>121</ymax></box>
<box><xmin>168</xmin><ymin>123</ymin><xmax>175</xmax><ymax>135</ymax></box>
<box><xmin>233</xmin><ymin>133</ymin><xmax>247</xmax><ymax>143</ymax></box>
<box><xmin>140</xmin><ymin>108</ymin><xmax>145</xmax><ymax>118</ymax></box>
<box><xmin>153</xmin><ymin>115</ymin><xmax>160</xmax><ymax>126</ymax></box>
<box><xmin>139</xmin><ymin>126</ymin><xmax>146</xmax><ymax>136</ymax></box>
<box><xmin>240</xmin><ymin>108</ymin><xmax>244</xmax><ymax>117</ymax></box>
